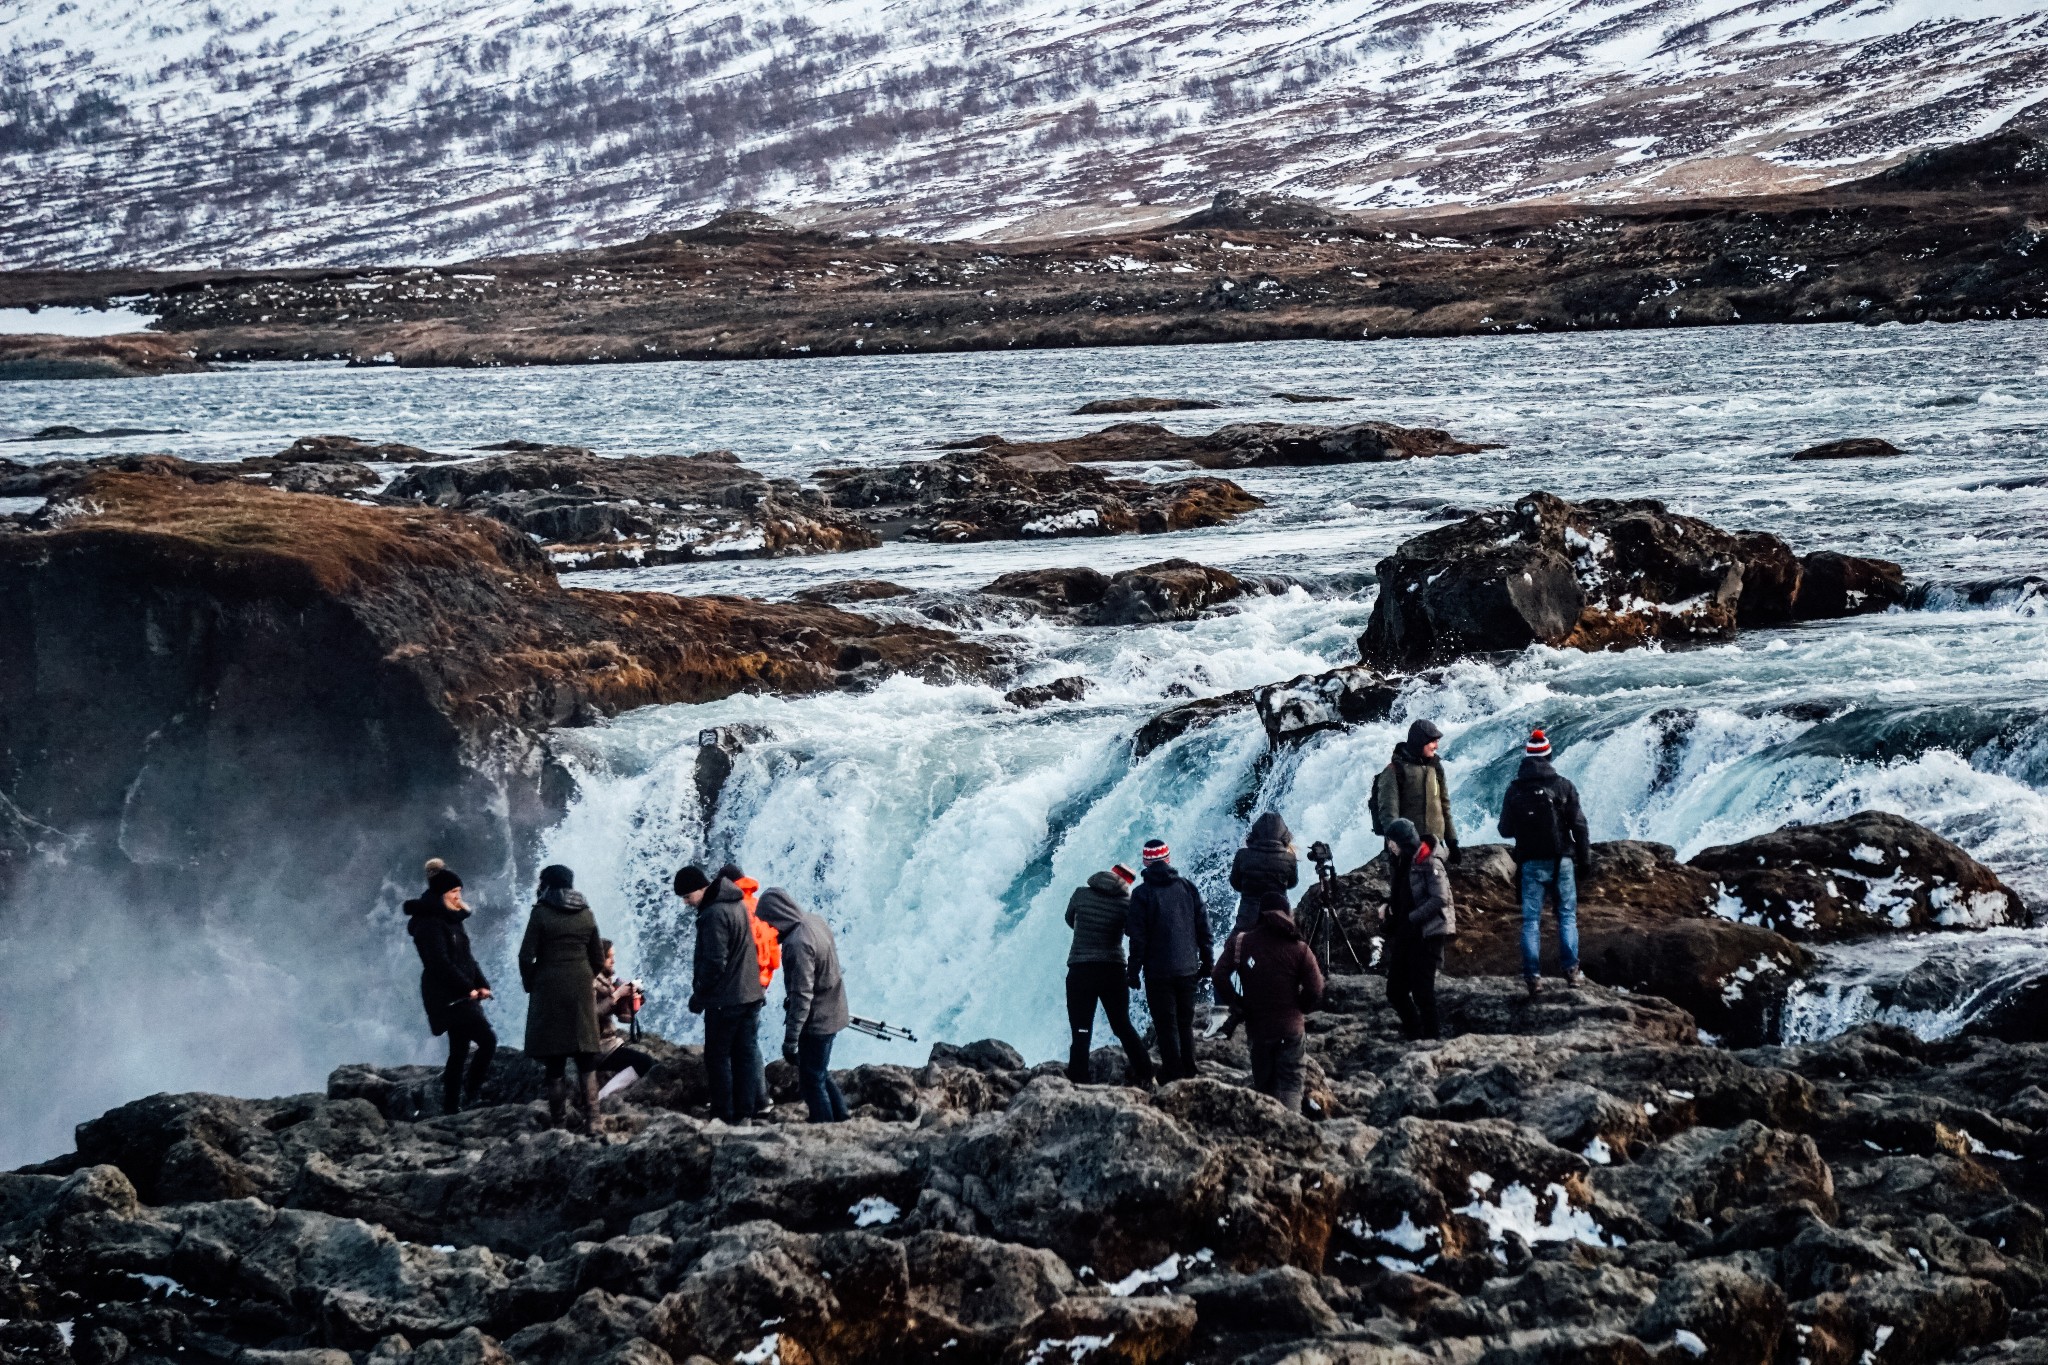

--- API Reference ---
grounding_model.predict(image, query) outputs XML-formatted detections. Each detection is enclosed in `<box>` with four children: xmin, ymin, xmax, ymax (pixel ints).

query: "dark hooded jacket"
<box><xmin>1385</xmin><ymin>822</ymin><xmax>1456</xmax><ymax>943</ymax></box>
<box><xmin>1213</xmin><ymin>906</ymin><xmax>1325</xmax><ymax>1041</ymax></box>
<box><xmin>1497</xmin><ymin>756</ymin><xmax>1591</xmax><ymax>864</ymax></box>
<box><xmin>406</xmin><ymin>896</ymin><xmax>489</xmax><ymax>1036</ymax></box>
<box><xmin>1128</xmin><ymin>861</ymin><xmax>1212</xmax><ymax>980</ymax></box>
<box><xmin>754</xmin><ymin>887</ymin><xmax>849</xmax><ymax>1051</ymax></box>
<box><xmin>1370</xmin><ymin>720</ymin><xmax>1458</xmax><ymax>847</ymax></box>
<box><xmin>690</xmin><ymin>877</ymin><xmax>766</xmax><ymax>1012</ymax></box>
<box><xmin>518</xmin><ymin>884</ymin><xmax>604</xmax><ymax>1056</ymax></box>
<box><xmin>1065</xmin><ymin>871</ymin><xmax>1132</xmax><ymax>966</ymax></box>
<box><xmin>1229</xmin><ymin>813</ymin><xmax>1300</xmax><ymax>932</ymax></box>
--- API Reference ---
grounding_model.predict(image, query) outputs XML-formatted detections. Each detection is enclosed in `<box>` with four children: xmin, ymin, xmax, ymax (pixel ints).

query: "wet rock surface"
<box><xmin>7</xmin><ymin>970</ymin><xmax>2045</xmax><ymax>1365</ymax></box>
<box><xmin>1789</xmin><ymin>438</ymin><xmax>1904</xmax><ymax>461</ymax></box>
<box><xmin>1361</xmin><ymin>491</ymin><xmax>1909</xmax><ymax>668</ymax></box>
<box><xmin>1072</xmin><ymin>398</ymin><xmax>1224</xmax><ymax>415</ymax></box>
<box><xmin>948</xmin><ymin>419</ymin><xmax>1493</xmax><ymax>470</ymax></box>
<box><xmin>809</xmin><ymin>451</ymin><xmax>1262</xmax><ymax>542</ymax></box>
<box><xmin>982</xmin><ymin>559</ymin><xmax>1283</xmax><ymax>626</ymax></box>
<box><xmin>1692</xmin><ymin>811</ymin><xmax>2028</xmax><ymax>938</ymax></box>
<box><xmin>383</xmin><ymin>448</ymin><xmax>879</xmax><ymax>569</ymax></box>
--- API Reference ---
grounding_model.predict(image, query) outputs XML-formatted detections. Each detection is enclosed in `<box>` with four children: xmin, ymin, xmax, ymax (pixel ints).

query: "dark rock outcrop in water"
<box><xmin>9</xmin><ymin>966</ymin><xmax>2048</xmax><ymax>1365</ymax></box>
<box><xmin>982</xmin><ymin>559</ymin><xmax>1279</xmax><ymax>625</ymax></box>
<box><xmin>1362</xmin><ymin>491</ymin><xmax>1908</xmax><ymax>668</ymax></box>
<box><xmin>1071</xmin><ymin>397</ymin><xmax>1223</xmax><ymax>414</ymax></box>
<box><xmin>949</xmin><ymin>418</ymin><xmax>1495</xmax><ymax>470</ymax></box>
<box><xmin>810</xmin><ymin>450</ymin><xmax>1262</xmax><ymax>542</ymax></box>
<box><xmin>1692</xmin><ymin>811</ymin><xmax>2027</xmax><ymax>938</ymax></box>
<box><xmin>0</xmin><ymin>471</ymin><xmax>990</xmax><ymax>902</ymax></box>
<box><xmin>8</xmin><ymin>425</ymin><xmax>183</xmax><ymax>442</ymax></box>
<box><xmin>383</xmin><ymin>447</ymin><xmax>880</xmax><ymax>568</ymax></box>
<box><xmin>1788</xmin><ymin>438</ymin><xmax>1903</xmax><ymax>461</ymax></box>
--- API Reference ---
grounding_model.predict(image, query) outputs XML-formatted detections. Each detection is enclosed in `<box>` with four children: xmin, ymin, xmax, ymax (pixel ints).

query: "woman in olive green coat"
<box><xmin>519</xmin><ymin>864</ymin><xmax>606</xmax><ymax>1127</ymax></box>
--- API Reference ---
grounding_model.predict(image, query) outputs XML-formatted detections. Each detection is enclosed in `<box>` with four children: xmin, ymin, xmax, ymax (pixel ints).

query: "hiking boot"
<box><xmin>1565</xmin><ymin>969</ymin><xmax>1586</xmax><ymax>988</ymax></box>
<box><xmin>1525</xmin><ymin>977</ymin><xmax>1543</xmax><ymax>999</ymax></box>
<box><xmin>546</xmin><ymin>1077</ymin><xmax>570</xmax><ymax>1129</ymax></box>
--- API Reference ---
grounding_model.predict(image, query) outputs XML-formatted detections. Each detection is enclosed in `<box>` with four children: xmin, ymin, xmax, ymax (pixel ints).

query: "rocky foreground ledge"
<box><xmin>5</xmin><ymin>972</ymin><xmax>2046</xmax><ymax>1365</ymax></box>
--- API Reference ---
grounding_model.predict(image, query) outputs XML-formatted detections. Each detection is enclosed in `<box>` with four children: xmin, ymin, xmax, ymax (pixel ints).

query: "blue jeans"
<box><xmin>703</xmin><ymin>1002</ymin><xmax>764</xmax><ymax>1122</ymax></box>
<box><xmin>1519</xmin><ymin>858</ymin><xmax>1580</xmax><ymax>979</ymax></box>
<box><xmin>798</xmin><ymin>1032</ymin><xmax>851</xmax><ymax>1123</ymax></box>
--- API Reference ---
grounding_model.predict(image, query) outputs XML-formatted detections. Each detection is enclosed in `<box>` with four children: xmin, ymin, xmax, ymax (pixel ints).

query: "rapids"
<box><xmin>2</xmin><ymin>319</ymin><xmax>2044</xmax><ymax>1164</ymax></box>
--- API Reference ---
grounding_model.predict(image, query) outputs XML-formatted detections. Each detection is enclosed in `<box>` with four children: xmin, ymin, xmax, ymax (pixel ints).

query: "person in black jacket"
<box><xmin>1497</xmin><ymin>728</ymin><xmax>1591</xmax><ymax>996</ymax></box>
<box><xmin>1229</xmin><ymin>812</ymin><xmax>1299</xmax><ymax>933</ymax></box>
<box><xmin>404</xmin><ymin>859</ymin><xmax>495</xmax><ymax>1114</ymax></box>
<box><xmin>1381</xmin><ymin>819</ymin><xmax>1456</xmax><ymax>1040</ymax></box>
<box><xmin>1064</xmin><ymin>866</ymin><xmax>1153</xmax><ymax>1086</ymax></box>
<box><xmin>676</xmin><ymin>863</ymin><xmax>765</xmax><ymax>1123</ymax></box>
<box><xmin>1126</xmin><ymin>839</ymin><xmax>1212</xmax><ymax>1081</ymax></box>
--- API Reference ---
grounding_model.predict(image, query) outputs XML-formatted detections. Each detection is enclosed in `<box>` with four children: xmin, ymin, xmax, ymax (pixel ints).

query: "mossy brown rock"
<box><xmin>949</xmin><ymin>418</ymin><xmax>1493</xmax><ymax>470</ymax></box>
<box><xmin>0</xmin><ymin>333</ymin><xmax>210</xmax><ymax>381</ymax></box>
<box><xmin>0</xmin><ymin>471</ymin><xmax>990</xmax><ymax>903</ymax></box>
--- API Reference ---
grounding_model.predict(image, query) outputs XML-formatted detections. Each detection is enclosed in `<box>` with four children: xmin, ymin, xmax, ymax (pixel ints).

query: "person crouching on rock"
<box><xmin>1127</xmin><ymin>839</ymin><xmax>1212</xmax><ymax>1082</ymax></box>
<box><xmin>676</xmin><ymin>864</ymin><xmax>766</xmax><ymax>1124</ymax></box>
<box><xmin>1497</xmin><ymin>727</ymin><xmax>1590</xmax><ymax>997</ymax></box>
<box><xmin>1370</xmin><ymin>719</ymin><xmax>1460</xmax><ymax>863</ymax></box>
<box><xmin>1381</xmin><ymin>819</ymin><xmax>1456</xmax><ymax>1041</ymax></box>
<box><xmin>1064</xmin><ymin>864</ymin><xmax>1155</xmax><ymax>1087</ymax></box>
<box><xmin>1229</xmin><ymin>812</ymin><xmax>1300</xmax><ymax>933</ymax></box>
<box><xmin>405</xmin><ymin>859</ymin><xmax>496</xmax><ymax>1115</ymax></box>
<box><xmin>517</xmin><ymin>864</ymin><xmax>607</xmax><ymax>1129</ymax></box>
<box><xmin>1212</xmin><ymin>890</ymin><xmax>1325</xmax><ymax>1113</ymax></box>
<box><xmin>753</xmin><ymin>886</ymin><xmax>852</xmax><ymax>1122</ymax></box>
<box><xmin>592</xmin><ymin>939</ymin><xmax>656</xmax><ymax>1103</ymax></box>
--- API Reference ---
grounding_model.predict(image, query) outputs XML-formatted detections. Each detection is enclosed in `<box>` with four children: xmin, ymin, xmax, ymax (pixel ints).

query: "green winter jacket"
<box><xmin>1370</xmin><ymin>744</ymin><xmax>1458</xmax><ymax>847</ymax></box>
<box><xmin>518</xmin><ymin>887</ymin><xmax>605</xmax><ymax>1056</ymax></box>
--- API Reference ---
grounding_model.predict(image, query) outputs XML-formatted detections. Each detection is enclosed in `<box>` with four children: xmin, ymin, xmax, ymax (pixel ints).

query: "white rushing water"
<box><xmin>2</xmin><ymin>320</ymin><xmax>2045</xmax><ymax>1162</ymax></box>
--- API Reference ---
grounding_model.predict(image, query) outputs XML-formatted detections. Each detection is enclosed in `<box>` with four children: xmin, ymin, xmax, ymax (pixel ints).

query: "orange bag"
<box><xmin>737</xmin><ymin>876</ymin><xmax>781</xmax><ymax>989</ymax></box>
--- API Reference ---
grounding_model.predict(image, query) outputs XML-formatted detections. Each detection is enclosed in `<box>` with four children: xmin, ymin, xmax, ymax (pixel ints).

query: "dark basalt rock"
<box><xmin>8</xmin><ymin>967</ymin><xmax>2047</xmax><ymax>1365</ymax></box>
<box><xmin>1176</xmin><ymin>189</ymin><xmax>1350</xmax><ymax>231</ymax></box>
<box><xmin>10</xmin><ymin>425</ymin><xmax>182</xmax><ymax>442</ymax></box>
<box><xmin>1071</xmin><ymin>397</ymin><xmax>1223</xmax><ymax>414</ymax></box>
<box><xmin>1361</xmin><ymin>491</ymin><xmax>1908</xmax><ymax>669</ymax></box>
<box><xmin>1690</xmin><ymin>810</ymin><xmax>2026</xmax><ymax>938</ymax></box>
<box><xmin>384</xmin><ymin>448</ymin><xmax>879</xmax><ymax>568</ymax></box>
<box><xmin>955</xmin><ymin>419</ymin><xmax>1495</xmax><ymax>470</ymax></box>
<box><xmin>1003</xmin><ymin>677</ymin><xmax>1091</xmax><ymax>708</ymax></box>
<box><xmin>1130</xmin><ymin>690</ymin><xmax>1255</xmax><ymax>757</ymax></box>
<box><xmin>1273</xmin><ymin>393</ymin><xmax>1354</xmax><ymax>403</ymax></box>
<box><xmin>1253</xmin><ymin>665</ymin><xmax>1405</xmax><ymax>744</ymax></box>
<box><xmin>1788</xmin><ymin>438</ymin><xmax>1903</xmax><ymax>461</ymax></box>
<box><xmin>278</xmin><ymin>434</ymin><xmax>450</xmax><ymax>463</ymax></box>
<box><xmin>791</xmin><ymin>579</ymin><xmax>915</xmax><ymax>605</ymax></box>
<box><xmin>811</xmin><ymin>451</ymin><xmax>1262</xmax><ymax>543</ymax></box>
<box><xmin>984</xmin><ymin>559</ymin><xmax>1274</xmax><ymax>626</ymax></box>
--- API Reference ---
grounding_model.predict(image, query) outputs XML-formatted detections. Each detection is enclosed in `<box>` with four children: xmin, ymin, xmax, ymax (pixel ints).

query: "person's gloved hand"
<box><xmin>782</xmin><ymin>1042</ymin><xmax>799</xmax><ymax>1066</ymax></box>
<box><xmin>1199</xmin><ymin>955</ymin><xmax>1214</xmax><ymax>978</ymax></box>
<box><xmin>687</xmin><ymin>993</ymin><xmax>702</xmax><ymax>1014</ymax></box>
<box><xmin>1126</xmin><ymin>963</ymin><xmax>1143</xmax><ymax>989</ymax></box>
<box><xmin>1446</xmin><ymin>839</ymin><xmax>1462</xmax><ymax>865</ymax></box>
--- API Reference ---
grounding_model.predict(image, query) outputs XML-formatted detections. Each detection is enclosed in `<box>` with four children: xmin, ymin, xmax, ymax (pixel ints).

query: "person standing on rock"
<box><xmin>719</xmin><ymin>861</ymin><xmax>778</xmax><ymax>1121</ymax></box>
<box><xmin>1380</xmin><ymin>819</ymin><xmax>1455</xmax><ymax>1040</ymax></box>
<box><xmin>1370</xmin><ymin>719</ymin><xmax>1460</xmax><ymax>862</ymax></box>
<box><xmin>676</xmin><ymin>864</ymin><xmax>766</xmax><ymax>1123</ymax></box>
<box><xmin>1212</xmin><ymin>890</ymin><xmax>1325</xmax><ymax>1113</ymax></box>
<box><xmin>1229</xmin><ymin>812</ymin><xmax>1300</xmax><ymax>933</ymax></box>
<box><xmin>1127</xmin><ymin>839</ymin><xmax>1213</xmax><ymax>1082</ymax></box>
<box><xmin>517</xmin><ymin>864</ymin><xmax>607</xmax><ymax>1128</ymax></box>
<box><xmin>753</xmin><ymin>886</ymin><xmax>852</xmax><ymax>1123</ymax></box>
<box><xmin>1064</xmin><ymin>865</ymin><xmax>1156</xmax><ymax>1087</ymax></box>
<box><xmin>1498</xmin><ymin>728</ymin><xmax>1590</xmax><ymax>996</ymax></box>
<box><xmin>405</xmin><ymin>859</ymin><xmax>496</xmax><ymax>1115</ymax></box>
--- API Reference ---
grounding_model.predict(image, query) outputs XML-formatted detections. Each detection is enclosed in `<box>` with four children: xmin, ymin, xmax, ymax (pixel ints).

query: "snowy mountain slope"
<box><xmin>4</xmin><ymin>0</ymin><xmax>2047</xmax><ymax>268</ymax></box>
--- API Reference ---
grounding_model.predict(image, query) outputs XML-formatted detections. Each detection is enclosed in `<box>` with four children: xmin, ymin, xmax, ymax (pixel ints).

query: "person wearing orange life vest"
<box><xmin>718</xmin><ymin>863</ymin><xmax>777</xmax><ymax>1118</ymax></box>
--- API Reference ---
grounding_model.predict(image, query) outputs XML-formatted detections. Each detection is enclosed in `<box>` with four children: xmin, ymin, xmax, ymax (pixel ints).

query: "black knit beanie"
<box><xmin>673</xmin><ymin>865</ymin><xmax>711</xmax><ymax>897</ymax></box>
<box><xmin>538</xmin><ymin>864</ymin><xmax>575</xmax><ymax>891</ymax></box>
<box><xmin>424</xmin><ymin>858</ymin><xmax>463</xmax><ymax>898</ymax></box>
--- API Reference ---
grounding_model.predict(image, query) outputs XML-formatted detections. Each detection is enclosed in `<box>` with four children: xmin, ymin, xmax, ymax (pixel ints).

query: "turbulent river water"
<box><xmin>4</xmin><ymin>320</ymin><xmax>2046</xmax><ymax>1164</ymax></box>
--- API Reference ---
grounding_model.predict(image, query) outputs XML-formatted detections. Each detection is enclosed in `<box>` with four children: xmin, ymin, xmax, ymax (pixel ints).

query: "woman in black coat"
<box><xmin>405</xmin><ymin>859</ymin><xmax>495</xmax><ymax>1114</ymax></box>
<box><xmin>1229</xmin><ymin>812</ymin><xmax>1300</xmax><ymax>933</ymax></box>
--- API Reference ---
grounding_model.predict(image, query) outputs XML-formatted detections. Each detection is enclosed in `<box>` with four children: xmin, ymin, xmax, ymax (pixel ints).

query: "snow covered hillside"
<box><xmin>5</xmin><ymin>0</ymin><xmax>2047</xmax><ymax>268</ymax></box>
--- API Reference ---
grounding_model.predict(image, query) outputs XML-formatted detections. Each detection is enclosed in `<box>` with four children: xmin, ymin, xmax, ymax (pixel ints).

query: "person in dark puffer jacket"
<box><xmin>1497</xmin><ymin>728</ymin><xmax>1591</xmax><ymax>996</ymax></box>
<box><xmin>1213</xmin><ymin>890</ymin><xmax>1324</xmax><ymax>1113</ymax></box>
<box><xmin>1381</xmin><ymin>818</ymin><xmax>1456</xmax><ymax>1040</ymax></box>
<box><xmin>1127</xmin><ymin>838</ymin><xmax>1212</xmax><ymax>1081</ymax></box>
<box><xmin>676</xmin><ymin>864</ymin><xmax>766</xmax><ymax>1123</ymax></box>
<box><xmin>405</xmin><ymin>859</ymin><xmax>495</xmax><ymax>1115</ymax></box>
<box><xmin>1370</xmin><ymin>718</ymin><xmax>1460</xmax><ymax>860</ymax></box>
<box><xmin>517</xmin><ymin>864</ymin><xmax>606</xmax><ymax>1129</ymax></box>
<box><xmin>1229</xmin><ymin>812</ymin><xmax>1300</xmax><ymax>932</ymax></box>
<box><xmin>1064</xmin><ymin>866</ymin><xmax>1154</xmax><ymax>1086</ymax></box>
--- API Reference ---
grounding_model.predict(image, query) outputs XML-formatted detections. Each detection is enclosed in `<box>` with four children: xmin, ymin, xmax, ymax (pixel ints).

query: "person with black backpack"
<box><xmin>1497</xmin><ymin>728</ymin><xmax>1590</xmax><ymax>997</ymax></box>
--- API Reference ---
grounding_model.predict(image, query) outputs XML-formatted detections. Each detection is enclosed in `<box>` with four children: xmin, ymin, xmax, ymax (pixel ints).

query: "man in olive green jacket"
<box><xmin>1370</xmin><ymin>719</ymin><xmax>1459</xmax><ymax>861</ymax></box>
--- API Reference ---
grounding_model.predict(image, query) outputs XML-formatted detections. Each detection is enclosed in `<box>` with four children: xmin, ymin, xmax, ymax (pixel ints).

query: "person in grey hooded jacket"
<box><xmin>1229</xmin><ymin>812</ymin><xmax>1300</xmax><ymax>932</ymax></box>
<box><xmin>753</xmin><ymin>887</ymin><xmax>851</xmax><ymax>1123</ymax></box>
